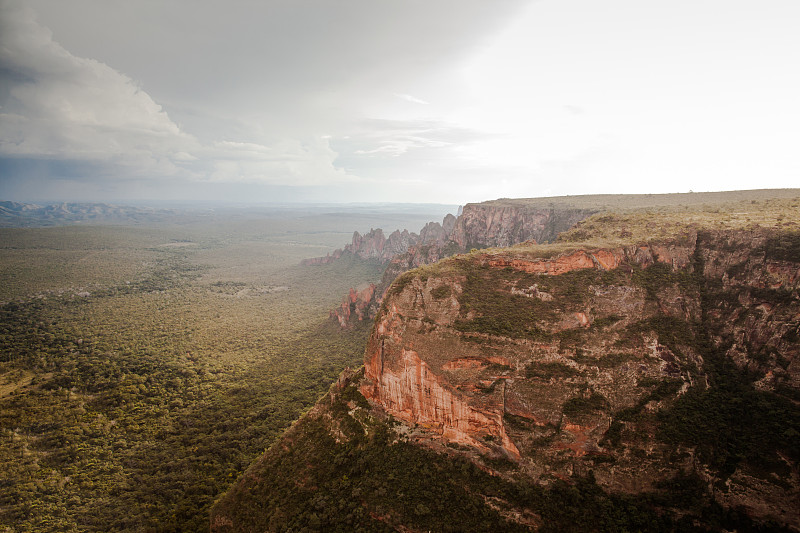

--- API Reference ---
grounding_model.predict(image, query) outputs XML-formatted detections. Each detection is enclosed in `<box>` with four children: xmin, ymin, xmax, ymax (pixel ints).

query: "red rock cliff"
<box><xmin>451</xmin><ymin>203</ymin><xmax>594</xmax><ymax>249</ymax></box>
<box><xmin>358</xmin><ymin>229</ymin><xmax>800</xmax><ymax>526</ymax></box>
<box><xmin>360</xmin><ymin>240</ymin><xmax>696</xmax><ymax>459</ymax></box>
<box><xmin>321</xmin><ymin>202</ymin><xmax>597</xmax><ymax>327</ymax></box>
<box><xmin>363</xmin><ymin>305</ymin><xmax>520</xmax><ymax>457</ymax></box>
<box><xmin>211</xmin><ymin>221</ymin><xmax>800</xmax><ymax>532</ymax></box>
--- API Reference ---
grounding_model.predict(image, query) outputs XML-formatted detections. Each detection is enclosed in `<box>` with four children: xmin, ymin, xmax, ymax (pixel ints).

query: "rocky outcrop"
<box><xmin>213</xmin><ymin>207</ymin><xmax>800</xmax><ymax>532</ymax></box>
<box><xmin>358</xmin><ymin>228</ymin><xmax>800</xmax><ymax>528</ymax></box>
<box><xmin>450</xmin><ymin>204</ymin><xmax>594</xmax><ymax>249</ymax></box>
<box><xmin>299</xmin><ymin>248</ymin><xmax>344</xmax><ymax>266</ymax></box>
<box><xmin>330</xmin><ymin>283</ymin><xmax>377</xmax><ymax>327</ymax></box>
<box><xmin>300</xmin><ymin>228</ymin><xmax>417</xmax><ymax>265</ymax></box>
<box><xmin>362</xmin><ymin>342</ymin><xmax>520</xmax><ymax>457</ymax></box>
<box><xmin>346</xmin><ymin>228</ymin><xmax>417</xmax><ymax>263</ymax></box>
<box><xmin>417</xmin><ymin>213</ymin><xmax>457</xmax><ymax>247</ymax></box>
<box><xmin>316</xmin><ymin>202</ymin><xmax>598</xmax><ymax>327</ymax></box>
<box><xmin>304</xmin><ymin>204</ymin><xmax>595</xmax><ymax>268</ymax></box>
<box><xmin>360</xmin><ymin>240</ymin><xmax>696</xmax><ymax>459</ymax></box>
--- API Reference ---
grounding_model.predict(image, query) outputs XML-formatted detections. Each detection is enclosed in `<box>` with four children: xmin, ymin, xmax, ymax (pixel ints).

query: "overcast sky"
<box><xmin>1</xmin><ymin>0</ymin><xmax>798</xmax><ymax>205</ymax></box>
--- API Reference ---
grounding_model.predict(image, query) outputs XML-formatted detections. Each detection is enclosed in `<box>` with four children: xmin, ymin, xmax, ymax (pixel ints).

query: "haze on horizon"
<box><xmin>1</xmin><ymin>0</ymin><xmax>798</xmax><ymax>206</ymax></box>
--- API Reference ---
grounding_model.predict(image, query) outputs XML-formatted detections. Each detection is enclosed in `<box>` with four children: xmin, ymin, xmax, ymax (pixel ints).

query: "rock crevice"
<box><xmin>357</xmin><ymin>229</ymin><xmax>799</xmax><ymax>527</ymax></box>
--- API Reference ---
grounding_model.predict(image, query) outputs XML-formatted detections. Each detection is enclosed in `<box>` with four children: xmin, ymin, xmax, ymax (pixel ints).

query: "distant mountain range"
<box><xmin>0</xmin><ymin>201</ymin><xmax>182</xmax><ymax>227</ymax></box>
<box><xmin>0</xmin><ymin>201</ymin><xmax>459</xmax><ymax>228</ymax></box>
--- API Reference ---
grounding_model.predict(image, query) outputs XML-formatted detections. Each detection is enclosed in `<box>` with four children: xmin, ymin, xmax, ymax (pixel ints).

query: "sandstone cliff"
<box><xmin>318</xmin><ymin>202</ymin><xmax>597</xmax><ymax>327</ymax></box>
<box><xmin>450</xmin><ymin>203</ymin><xmax>592</xmax><ymax>249</ymax></box>
<box><xmin>213</xmin><ymin>196</ymin><xmax>800</xmax><ymax>532</ymax></box>
<box><xmin>305</xmin><ymin>204</ymin><xmax>594</xmax><ymax>267</ymax></box>
<box><xmin>358</xmin><ymin>226</ymin><xmax>799</xmax><ymax>528</ymax></box>
<box><xmin>300</xmin><ymin>228</ymin><xmax>417</xmax><ymax>265</ymax></box>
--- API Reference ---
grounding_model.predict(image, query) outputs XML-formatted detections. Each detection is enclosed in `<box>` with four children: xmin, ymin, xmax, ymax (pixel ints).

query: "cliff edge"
<box><xmin>321</xmin><ymin>201</ymin><xmax>596</xmax><ymax>327</ymax></box>
<box><xmin>212</xmin><ymin>195</ymin><xmax>800</xmax><ymax>532</ymax></box>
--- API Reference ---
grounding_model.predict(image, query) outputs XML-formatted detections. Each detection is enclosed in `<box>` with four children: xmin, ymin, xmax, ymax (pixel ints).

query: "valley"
<box><xmin>2</xmin><ymin>193</ymin><xmax>798</xmax><ymax>532</ymax></box>
<box><xmin>0</xmin><ymin>204</ymin><xmax>451</xmax><ymax>531</ymax></box>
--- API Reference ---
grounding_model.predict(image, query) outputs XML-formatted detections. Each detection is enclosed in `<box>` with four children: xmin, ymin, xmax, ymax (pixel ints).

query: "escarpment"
<box><xmin>358</xmin><ymin>228</ymin><xmax>800</xmax><ymax>528</ymax></box>
<box><xmin>314</xmin><ymin>201</ymin><xmax>598</xmax><ymax>327</ymax></box>
<box><xmin>213</xmin><ymin>197</ymin><xmax>800</xmax><ymax>532</ymax></box>
<box><xmin>450</xmin><ymin>203</ymin><xmax>592</xmax><ymax>249</ymax></box>
<box><xmin>361</xmin><ymin>240</ymin><xmax>700</xmax><ymax>460</ymax></box>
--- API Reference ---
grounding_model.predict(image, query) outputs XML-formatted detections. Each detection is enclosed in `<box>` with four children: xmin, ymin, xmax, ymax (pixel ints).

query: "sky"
<box><xmin>0</xmin><ymin>0</ymin><xmax>798</xmax><ymax>205</ymax></box>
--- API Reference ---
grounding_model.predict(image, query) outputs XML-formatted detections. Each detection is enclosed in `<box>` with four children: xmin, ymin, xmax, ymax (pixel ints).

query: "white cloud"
<box><xmin>3</xmin><ymin>0</ymin><xmax>797</xmax><ymax>204</ymax></box>
<box><xmin>393</xmin><ymin>93</ymin><xmax>430</xmax><ymax>105</ymax></box>
<box><xmin>204</xmin><ymin>137</ymin><xmax>357</xmax><ymax>186</ymax></box>
<box><xmin>0</xmin><ymin>0</ymin><xmax>533</xmax><ymax>202</ymax></box>
<box><xmin>0</xmin><ymin>0</ymin><xmax>368</xmax><ymax>191</ymax></box>
<box><xmin>343</xmin><ymin>118</ymin><xmax>486</xmax><ymax>157</ymax></box>
<box><xmin>0</xmin><ymin>1</ymin><xmax>196</xmax><ymax>178</ymax></box>
<box><xmin>353</xmin><ymin>135</ymin><xmax>453</xmax><ymax>157</ymax></box>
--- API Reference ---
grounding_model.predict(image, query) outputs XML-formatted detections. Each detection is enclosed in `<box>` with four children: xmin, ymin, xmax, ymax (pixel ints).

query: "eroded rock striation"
<box><xmin>312</xmin><ymin>202</ymin><xmax>597</xmax><ymax>327</ymax></box>
<box><xmin>450</xmin><ymin>203</ymin><xmax>592</xmax><ymax>249</ymax></box>
<box><xmin>358</xmin><ymin>228</ymin><xmax>799</xmax><ymax>528</ymax></box>
<box><xmin>213</xmin><ymin>197</ymin><xmax>800</xmax><ymax>532</ymax></box>
<box><xmin>300</xmin><ymin>228</ymin><xmax>415</xmax><ymax>265</ymax></box>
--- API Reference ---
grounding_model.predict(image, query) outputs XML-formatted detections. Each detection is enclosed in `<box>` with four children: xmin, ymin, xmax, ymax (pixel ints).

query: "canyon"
<box><xmin>211</xmin><ymin>194</ymin><xmax>800</xmax><ymax>532</ymax></box>
<box><xmin>310</xmin><ymin>200</ymin><xmax>596</xmax><ymax>327</ymax></box>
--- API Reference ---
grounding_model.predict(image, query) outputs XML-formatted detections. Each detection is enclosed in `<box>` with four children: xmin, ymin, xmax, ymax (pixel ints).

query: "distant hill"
<box><xmin>0</xmin><ymin>201</ymin><xmax>180</xmax><ymax>227</ymax></box>
<box><xmin>0</xmin><ymin>201</ymin><xmax>460</xmax><ymax>229</ymax></box>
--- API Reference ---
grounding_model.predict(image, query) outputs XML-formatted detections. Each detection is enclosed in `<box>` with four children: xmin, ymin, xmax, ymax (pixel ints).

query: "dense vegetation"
<box><xmin>0</xmin><ymin>210</ymin><xmax>427</xmax><ymax>531</ymax></box>
<box><xmin>450</xmin><ymin>259</ymin><xmax>627</xmax><ymax>339</ymax></box>
<box><xmin>658</xmin><ymin>353</ymin><xmax>800</xmax><ymax>478</ymax></box>
<box><xmin>213</xmin><ymin>383</ymin><xmax>531</xmax><ymax>532</ymax></box>
<box><xmin>654</xmin><ymin>235</ymin><xmax>800</xmax><ymax>480</ymax></box>
<box><xmin>4</xmin><ymin>195</ymin><xmax>799</xmax><ymax>531</ymax></box>
<box><xmin>213</xmin><ymin>377</ymin><xmax>794</xmax><ymax>533</ymax></box>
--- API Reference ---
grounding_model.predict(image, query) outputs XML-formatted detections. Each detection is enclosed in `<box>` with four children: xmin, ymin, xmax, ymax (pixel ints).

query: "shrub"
<box><xmin>562</xmin><ymin>392</ymin><xmax>609</xmax><ymax>418</ymax></box>
<box><xmin>758</xmin><ymin>231</ymin><xmax>800</xmax><ymax>262</ymax></box>
<box><xmin>430</xmin><ymin>285</ymin><xmax>452</xmax><ymax>300</ymax></box>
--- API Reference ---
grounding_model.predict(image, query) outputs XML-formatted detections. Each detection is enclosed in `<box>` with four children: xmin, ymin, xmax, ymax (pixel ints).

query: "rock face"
<box><xmin>361</xmin><ymin>241</ymin><xmax>695</xmax><ymax>458</ymax></box>
<box><xmin>300</xmin><ymin>228</ymin><xmax>413</xmax><ymax>265</ymax></box>
<box><xmin>330</xmin><ymin>283</ymin><xmax>377</xmax><ymax>327</ymax></box>
<box><xmin>450</xmin><ymin>204</ymin><xmax>593</xmax><ymax>249</ymax></box>
<box><xmin>359</xmin><ymin>228</ymin><xmax>800</xmax><ymax>528</ymax></box>
<box><xmin>211</xmin><ymin>205</ymin><xmax>800</xmax><ymax>532</ymax></box>
<box><xmin>363</xmin><ymin>331</ymin><xmax>520</xmax><ymax>458</ymax></box>
<box><xmin>304</xmin><ymin>205</ymin><xmax>594</xmax><ymax>267</ymax></box>
<box><xmin>313</xmin><ymin>202</ymin><xmax>597</xmax><ymax>326</ymax></box>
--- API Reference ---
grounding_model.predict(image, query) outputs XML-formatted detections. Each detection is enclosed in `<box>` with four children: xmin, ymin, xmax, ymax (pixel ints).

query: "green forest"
<box><xmin>0</xmin><ymin>209</ymin><xmax>435</xmax><ymax>531</ymax></box>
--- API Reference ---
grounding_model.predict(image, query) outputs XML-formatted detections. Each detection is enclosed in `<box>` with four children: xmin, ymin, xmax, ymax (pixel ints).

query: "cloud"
<box><xmin>0</xmin><ymin>0</ymin><xmax>537</xmax><ymax>202</ymax></box>
<box><xmin>0</xmin><ymin>0</ymin><xmax>196</xmax><ymax>179</ymax></box>
<box><xmin>14</xmin><ymin>0</ymin><xmax>796</xmax><ymax>205</ymax></box>
<box><xmin>0</xmin><ymin>0</ymin><xmax>374</xmax><ymax>193</ymax></box>
<box><xmin>204</xmin><ymin>137</ymin><xmax>357</xmax><ymax>186</ymax></box>
<box><xmin>23</xmin><ymin>0</ymin><xmax>526</xmax><ymax>113</ymax></box>
<box><xmin>328</xmin><ymin>118</ymin><xmax>532</xmax><ymax>203</ymax></box>
<box><xmin>344</xmin><ymin>118</ymin><xmax>490</xmax><ymax>157</ymax></box>
<box><xmin>393</xmin><ymin>93</ymin><xmax>430</xmax><ymax>105</ymax></box>
<box><xmin>0</xmin><ymin>0</ymin><xmax>517</xmax><ymax>203</ymax></box>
